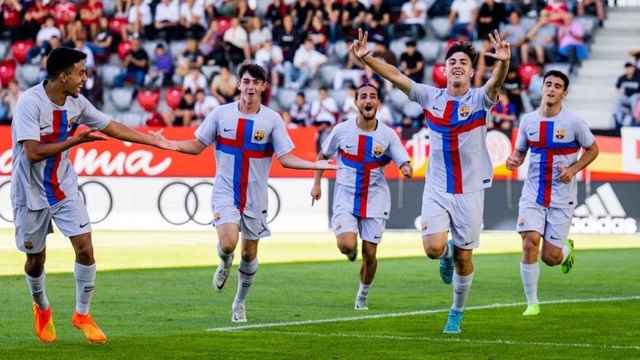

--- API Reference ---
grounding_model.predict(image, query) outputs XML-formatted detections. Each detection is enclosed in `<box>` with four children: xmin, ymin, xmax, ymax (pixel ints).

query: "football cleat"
<box><xmin>522</xmin><ymin>304</ymin><xmax>540</xmax><ymax>316</ymax></box>
<box><xmin>72</xmin><ymin>312</ymin><xmax>107</xmax><ymax>344</ymax></box>
<box><xmin>231</xmin><ymin>302</ymin><xmax>247</xmax><ymax>323</ymax></box>
<box><xmin>32</xmin><ymin>303</ymin><xmax>56</xmax><ymax>343</ymax></box>
<box><xmin>561</xmin><ymin>239</ymin><xmax>575</xmax><ymax>274</ymax></box>
<box><xmin>443</xmin><ymin>309</ymin><xmax>464</xmax><ymax>334</ymax></box>
<box><xmin>439</xmin><ymin>240</ymin><xmax>454</xmax><ymax>285</ymax></box>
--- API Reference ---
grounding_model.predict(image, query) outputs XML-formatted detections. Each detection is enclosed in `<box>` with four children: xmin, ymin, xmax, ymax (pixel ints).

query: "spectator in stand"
<box><xmin>524</xmin><ymin>12</ymin><xmax>557</xmax><ymax>65</ymax></box>
<box><xmin>273</xmin><ymin>15</ymin><xmax>301</xmax><ymax>64</ymax></box>
<box><xmin>2</xmin><ymin>0</ymin><xmax>23</xmax><ymax>41</ymax></box>
<box><xmin>154</xmin><ymin>0</ymin><xmax>180</xmax><ymax>43</ymax></box>
<box><xmin>176</xmin><ymin>38</ymin><xmax>205</xmax><ymax>77</ymax></box>
<box><xmin>0</xmin><ymin>80</ymin><xmax>21</xmax><ymax>125</ymax></box>
<box><xmin>398</xmin><ymin>0</ymin><xmax>428</xmax><ymax>38</ymax></box>
<box><xmin>341</xmin><ymin>85</ymin><xmax>358</xmax><ymax>120</ymax></box>
<box><xmin>80</xmin><ymin>0</ymin><xmax>104</xmax><ymax>40</ymax></box>
<box><xmin>147</xmin><ymin>43</ymin><xmax>175</xmax><ymax>87</ymax></box>
<box><xmin>114</xmin><ymin>36</ymin><xmax>149</xmax><ymax>87</ymax></box>
<box><xmin>24</xmin><ymin>0</ymin><xmax>52</xmax><ymax>39</ymax></box>
<box><xmin>249</xmin><ymin>17</ymin><xmax>272</xmax><ymax>55</ymax></box>
<box><xmin>116</xmin><ymin>0</ymin><xmax>132</xmax><ymax>17</ymax></box>
<box><xmin>180</xmin><ymin>0</ymin><xmax>207</xmax><ymax>39</ymax></box>
<box><xmin>333</xmin><ymin>47</ymin><xmax>366</xmax><ymax>90</ymax></box>
<box><xmin>81</xmin><ymin>68</ymin><xmax>104</xmax><ymax>108</ymax></box>
<box><xmin>286</xmin><ymin>92</ymin><xmax>311</xmax><ymax>126</ymax></box>
<box><xmin>557</xmin><ymin>13</ymin><xmax>588</xmax><ymax>73</ymax></box>
<box><xmin>254</xmin><ymin>40</ymin><xmax>285</xmax><ymax>89</ymax></box>
<box><xmin>449</xmin><ymin>0</ymin><xmax>478</xmax><ymax>40</ymax></box>
<box><xmin>372</xmin><ymin>39</ymin><xmax>397</xmax><ymax>66</ymax></box>
<box><xmin>200</xmin><ymin>19</ymin><xmax>226</xmax><ymax>66</ymax></box>
<box><xmin>128</xmin><ymin>0</ymin><xmax>153</xmax><ymax>38</ymax></box>
<box><xmin>527</xmin><ymin>65</ymin><xmax>545</xmax><ymax>108</ymax></box>
<box><xmin>293</xmin><ymin>0</ymin><xmax>314</xmax><ymax>31</ymax></box>
<box><xmin>490</xmin><ymin>90</ymin><xmax>517</xmax><ymax>135</ymax></box>
<box><xmin>265</xmin><ymin>0</ymin><xmax>291</xmax><ymax>28</ymax></box>
<box><xmin>341</xmin><ymin>0</ymin><xmax>367</xmax><ymax>35</ymax></box>
<box><xmin>288</xmin><ymin>36</ymin><xmax>328</xmax><ymax>89</ymax></box>
<box><xmin>327</xmin><ymin>9</ymin><xmax>345</xmax><ymax>47</ymax></box>
<box><xmin>541</xmin><ymin>0</ymin><xmax>569</xmax><ymax>26</ymax></box>
<box><xmin>613</xmin><ymin>62</ymin><xmax>640</xmax><ymax>127</ymax></box>
<box><xmin>89</xmin><ymin>16</ymin><xmax>114</xmax><ymax>64</ymax></box>
<box><xmin>165</xmin><ymin>88</ymin><xmax>196</xmax><ymax>126</ymax></box>
<box><xmin>308</xmin><ymin>14</ymin><xmax>329</xmax><ymax>54</ymax></box>
<box><xmin>211</xmin><ymin>64</ymin><xmax>238</xmax><ymax>104</ymax></box>
<box><xmin>236</xmin><ymin>0</ymin><xmax>256</xmax><ymax>23</ymax></box>
<box><xmin>311</xmin><ymin>86</ymin><xmax>339</xmax><ymax>151</ymax></box>
<box><xmin>182</xmin><ymin>64</ymin><xmax>208</xmax><ymax>94</ymax></box>
<box><xmin>36</xmin><ymin>16</ymin><xmax>62</xmax><ymax>47</ymax></box>
<box><xmin>377</xmin><ymin>100</ymin><xmax>395</xmax><ymax>126</ymax></box>
<box><xmin>223</xmin><ymin>17</ymin><xmax>252</xmax><ymax>66</ymax></box>
<box><xmin>193</xmin><ymin>88</ymin><xmax>220</xmax><ymax>124</ymax></box>
<box><xmin>74</xmin><ymin>28</ymin><xmax>96</xmax><ymax>71</ymax></box>
<box><xmin>400</xmin><ymin>40</ymin><xmax>425</xmax><ymax>83</ymax></box>
<box><xmin>53</xmin><ymin>0</ymin><xmax>78</xmax><ymax>39</ymax></box>
<box><xmin>578</xmin><ymin>0</ymin><xmax>605</xmax><ymax>27</ymax></box>
<box><xmin>501</xmin><ymin>10</ymin><xmax>528</xmax><ymax>65</ymax></box>
<box><xmin>476</xmin><ymin>0</ymin><xmax>506</xmax><ymax>44</ymax></box>
<box><xmin>503</xmin><ymin>68</ymin><xmax>524</xmax><ymax>116</ymax></box>
<box><xmin>367</xmin><ymin>0</ymin><xmax>392</xmax><ymax>45</ymax></box>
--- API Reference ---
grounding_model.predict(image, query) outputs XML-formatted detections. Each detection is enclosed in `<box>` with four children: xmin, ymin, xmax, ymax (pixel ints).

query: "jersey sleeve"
<box><xmin>13</xmin><ymin>94</ymin><xmax>41</xmax><ymax>142</ymax></box>
<box><xmin>78</xmin><ymin>94</ymin><xmax>111</xmax><ymax>130</ymax></box>
<box><xmin>194</xmin><ymin>108</ymin><xmax>218</xmax><ymax>146</ymax></box>
<box><xmin>574</xmin><ymin>116</ymin><xmax>596</xmax><ymax>148</ymax></box>
<box><xmin>272</xmin><ymin>113</ymin><xmax>295</xmax><ymax>157</ymax></box>
<box><xmin>408</xmin><ymin>81</ymin><xmax>437</xmax><ymax>108</ymax></box>
<box><xmin>320</xmin><ymin>126</ymin><xmax>340</xmax><ymax>157</ymax></box>
<box><xmin>387</xmin><ymin>128</ymin><xmax>410</xmax><ymax>165</ymax></box>
<box><xmin>478</xmin><ymin>86</ymin><xmax>497</xmax><ymax>111</ymax></box>
<box><xmin>515</xmin><ymin>116</ymin><xmax>529</xmax><ymax>152</ymax></box>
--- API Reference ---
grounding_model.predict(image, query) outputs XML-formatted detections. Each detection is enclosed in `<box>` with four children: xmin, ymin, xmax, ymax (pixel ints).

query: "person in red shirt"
<box><xmin>80</xmin><ymin>0</ymin><xmax>104</xmax><ymax>39</ymax></box>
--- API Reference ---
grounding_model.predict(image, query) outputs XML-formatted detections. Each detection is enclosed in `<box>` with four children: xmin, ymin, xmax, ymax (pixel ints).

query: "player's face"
<box><xmin>61</xmin><ymin>61</ymin><xmax>88</xmax><ymax>97</ymax></box>
<box><xmin>238</xmin><ymin>73</ymin><xmax>266</xmax><ymax>102</ymax></box>
<box><xmin>541</xmin><ymin>76</ymin><xmax>567</xmax><ymax>106</ymax></box>
<box><xmin>355</xmin><ymin>86</ymin><xmax>379</xmax><ymax>121</ymax></box>
<box><xmin>445</xmin><ymin>52</ymin><xmax>474</xmax><ymax>87</ymax></box>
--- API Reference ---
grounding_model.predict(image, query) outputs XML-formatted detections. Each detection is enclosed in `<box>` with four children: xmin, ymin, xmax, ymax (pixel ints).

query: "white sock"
<box><xmin>74</xmin><ymin>263</ymin><xmax>96</xmax><ymax>315</ymax></box>
<box><xmin>217</xmin><ymin>242</ymin><xmax>234</xmax><ymax>268</ymax></box>
<box><xmin>357</xmin><ymin>282</ymin><xmax>370</xmax><ymax>298</ymax></box>
<box><xmin>452</xmin><ymin>272</ymin><xmax>474</xmax><ymax>311</ymax></box>
<box><xmin>234</xmin><ymin>258</ymin><xmax>258</xmax><ymax>305</ymax></box>
<box><xmin>26</xmin><ymin>272</ymin><xmax>49</xmax><ymax>310</ymax></box>
<box><xmin>520</xmin><ymin>262</ymin><xmax>540</xmax><ymax>305</ymax></box>
<box><xmin>561</xmin><ymin>245</ymin><xmax>570</xmax><ymax>263</ymax></box>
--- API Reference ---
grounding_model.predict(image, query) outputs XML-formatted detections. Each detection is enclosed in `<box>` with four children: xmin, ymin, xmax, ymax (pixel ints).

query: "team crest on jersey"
<box><xmin>555</xmin><ymin>128</ymin><xmax>566</xmax><ymax>140</ymax></box>
<box><xmin>373</xmin><ymin>144</ymin><xmax>384</xmax><ymax>157</ymax></box>
<box><xmin>254</xmin><ymin>129</ymin><xmax>265</xmax><ymax>141</ymax></box>
<box><xmin>458</xmin><ymin>104</ymin><xmax>471</xmax><ymax>119</ymax></box>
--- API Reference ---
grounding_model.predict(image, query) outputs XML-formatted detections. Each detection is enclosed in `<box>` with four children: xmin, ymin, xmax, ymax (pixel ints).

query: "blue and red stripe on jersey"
<box><xmin>39</xmin><ymin>110</ymin><xmax>77</xmax><ymax>206</ymax></box>
<box><xmin>424</xmin><ymin>100</ymin><xmax>486</xmax><ymax>194</ymax></box>
<box><xmin>339</xmin><ymin>135</ymin><xmax>391</xmax><ymax>217</ymax></box>
<box><xmin>216</xmin><ymin>118</ymin><xmax>274</xmax><ymax>212</ymax></box>
<box><xmin>527</xmin><ymin>121</ymin><xmax>579</xmax><ymax>207</ymax></box>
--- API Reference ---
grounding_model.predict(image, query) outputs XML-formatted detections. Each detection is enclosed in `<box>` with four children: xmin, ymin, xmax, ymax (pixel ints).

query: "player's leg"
<box><xmin>213</xmin><ymin>207</ymin><xmax>242</xmax><ymax>291</ymax></box>
<box><xmin>354</xmin><ymin>218</ymin><xmax>384</xmax><ymax>310</ymax></box>
<box><xmin>541</xmin><ymin>207</ymin><xmax>575</xmax><ymax>273</ymax></box>
<box><xmin>443</xmin><ymin>191</ymin><xmax>483</xmax><ymax>334</ymax></box>
<box><xmin>517</xmin><ymin>206</ymin><xmax>546</xmax><ymax>316</ymax></box>
<box><xmin>420</xmin><ymin>189</ymin><xmax>453</xmax><ymax>284</ymax></box>
<box><xmin>333</xmin><ymin>212</ymin><xmax>359</xmax><ymax>261</ymax></box>
<box><xmin>15</xmin><ymin>206</ymin><xmax>56</xmax><ymax>343</ymax></box>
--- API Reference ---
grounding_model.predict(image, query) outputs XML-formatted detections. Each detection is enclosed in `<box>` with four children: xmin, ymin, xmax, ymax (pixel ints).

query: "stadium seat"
<box><xmin>11</xmin><ymin>40</ymin><xmax>34</xmax><ymax>65</ymax></box>
<box><xmin>201</xmin><ymin>65</ymin><xmax>219</xmax><ymax>80</ymax></box>
<box><xmin>169</xmin><ymin>41</ymin><xmax>188</xmax><ymax>58</ymax></box>
<box><xmin>165</xmin><ymin>87</ymin><xmax>183</xmax><ymax>110</ymax></box>
<box><xmin>0</xmin><ymin>60</ymin><xmax>16</xmax><ymax>87</ymax></box>
<box><xmin>389</xmin><ymin>88</ymin><xmax>410</xmax><ymax>111</ymax></box>
<box><xmin>402</xmin><ymin>101</ymin><xmax>423</xmax><ymax>118</ymax></box>
<box><xmin>146</xmin><ymin>111</ymin><xmax>166</xmax><ymax>127</ymax></box>
<box><xmin>109</xmin><ymin>17</ymin><xmax>128</xmax><ymax>35</ymax></box>
<box><xmin>17</xmin><ymin>64</ymin><xmax>41</xmax><ymax>87</ymax></box>
<box><xmin>117</xmin><ymin>40</ymin><xmax>132</xmax><ymax>61</ymax></box>
<box><xmin>319</xmin><ymin>64</ymin><xmax>340</xmax><ymax>88</ymax></box>
<box><xmin>517</xmin><ymin>63</ymin><xmax>541</xmax><ymax>88</ymax></box>
<box><xmin>430</xmin><ymin>17</ymin><xmax>451</xmax><ymax>40</ymax></box>
<box><xmin>110</xmin><ymin>87</ymin><xmax>134</xmax><ymax>111</ymax></box>
<box><xmin>137</xmin><ymin>89</ymin><xmax>160</xmax><ymax>112</ymax></box>
<box><xmin>276</xmin><ymin>88</ymin><xmax>297</xmax><ymax>110</ymax></box>
<box><xmin>432</xmin><ymin>63</ymin><xmax>447</xmax><ymax>88</ymax></box>
<box><xmin>389</xmin><ymin>39</ymin><xmax>406</xmax><ymax>59</ymax></box>
<box><xmin>100</xmin><ymin>64</ymin><xmax>122</xmax><ymax>87</ymax></box>
<box><xmin>114</xmin><ymin>111</ymin><xmax>147</xmax><ymax>127</ymax></box>
<box><xmin>102</xmin><ymin>0</ymin><xmax>117</xmax><ymax>16</ymax></box>
<box><xmin>576</xmin><ymin>16</ymin><xmax>597</xmax><ymax>39</ymax></box>
<box><xmin>417</xmin><ymin>40</ymin><xmax>442</xmax><ymax>64</ymax></box>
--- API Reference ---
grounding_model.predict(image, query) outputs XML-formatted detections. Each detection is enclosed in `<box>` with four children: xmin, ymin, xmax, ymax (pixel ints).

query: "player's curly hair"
<box><xmin>445</xmin><ymin>42</ymin><xmax>478</xmax><ymax>66</ymax></box>
<box><xmin>46</xmin><ymin>47</ymin><xmax>87</xmax><ymax>79</ymax></box>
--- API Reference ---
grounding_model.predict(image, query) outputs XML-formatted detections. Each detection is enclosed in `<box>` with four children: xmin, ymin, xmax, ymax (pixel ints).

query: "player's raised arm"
<box><xmin>483</xmin><ymin>30</ymin><xmax>511</xmax><ymax>102</ymax></box>
<box><xmin>352</xmin><ymin>29</ymin><xmax>413</xmax><ymax>95</ymax></box>
<box><xmin>99</xmin><ymin>121</ymin><xmax>177</xmax><ymax>150</ymax></box>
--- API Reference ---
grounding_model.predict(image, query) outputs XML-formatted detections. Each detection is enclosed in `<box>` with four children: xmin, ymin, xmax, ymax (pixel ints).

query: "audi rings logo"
<box><xmin>0</xmin><ymin>180</ymin><xmax>113</xmax><ymax>224</ymax></box>
<box><xmin>157</xmin><ymin>181</ymin><xmax>281</xmax><ymax>226</ymax></box>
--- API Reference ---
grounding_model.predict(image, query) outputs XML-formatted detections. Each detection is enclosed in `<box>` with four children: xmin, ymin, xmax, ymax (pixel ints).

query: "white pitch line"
<box><xmin>267</xmin><ymin>330</ymin><xmax>640</xmax><ymax>351</ymax></box>
<box><xmin>206</xmin><ymin>295</ymin><xmax>640</xmax><ymax>332</ymax></box>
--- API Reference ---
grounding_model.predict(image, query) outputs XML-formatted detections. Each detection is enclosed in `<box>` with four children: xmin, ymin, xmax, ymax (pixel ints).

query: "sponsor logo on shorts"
<box><xmin>253</xmin><ymin>130</ymin><xmax>265</xmax><ymax>141</ymax></box>
<box><xmin>458</xmin><ymin>104</ymin><xmax>471</xmax><ymax>119</ymax></box>
<box><xmin>24</xmin><ymin>241</ymin><xmax>33</xmax><ymax>250</ymax></box>
<box><xmin>555</xmin><ymin>128</ymin><xmax>566</xmax><ymax>140</ymax></box>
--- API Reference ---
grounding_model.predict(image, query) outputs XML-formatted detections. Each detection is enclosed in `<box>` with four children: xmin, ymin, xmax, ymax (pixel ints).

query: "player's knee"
<box><xmin>219</xmin><ymin>243</ymin><xmax>235</xmax><ymax>255</ymax></box>
<box><xmin>240</xmin><ymin>250</ymin><xmax>256</xmax><ymax>262</ymax></box>
<box><xmin>25</xmin><ymin>253</ymin><xmax>45</xmax><ymax>276</ymax></box>
<box><xmin>425</xmin><ymin>243</ymin><xmax>444</xmax><ymax>259</ymax></box>
<box><xmin>75</xmin><ymin>244</ymin><xmax>95</xmax><ymax>265</ymax></box>
<box><xmin>362</xmin><ymin>247</ymin><xmax>377</xmax><ymax>264</ymax></box>
<box><xmin>541</xmin><ymin>252</ymin><xmax>561</xmax><ymax>266</ymax></box>
<box><xmin>522</xmin><ymin>238</ymin><xmax>539</xmax><ymax>255</ymax></box>
<box><xmin>337</xmin><ymin>240</ymin><xmax>355</xmax><ymax>254</ymax></box>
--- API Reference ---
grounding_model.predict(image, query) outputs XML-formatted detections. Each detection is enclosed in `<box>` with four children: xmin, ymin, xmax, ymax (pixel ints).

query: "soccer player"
<box><xmin>11</xmin><ymin>47</ymin><xmax>175</xmax><ymax>344</ymax></box>
<box><xmin>169</xmin><ymin>63</ymin><xmax>337</xmax><ymax>322</ymax></box>
<box><xmin>350</xmin><ymin>29</ymin><xmax>510</xmax><ymax>333</ymax></box>
<box><xmin>506</xmin><ymin>70</ymin><xmax>599</xmax><ymax>316</ymax></box>
<box><xmin>310</xmin><ymin>83</ymin><xmax>412</xmax><ymax>310</ymax></box>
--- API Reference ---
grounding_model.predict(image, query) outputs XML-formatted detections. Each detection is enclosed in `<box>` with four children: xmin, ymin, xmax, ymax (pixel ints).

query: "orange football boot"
<box><xmin>71</xmin><ymin>312</ymin><xmax>107</xmax><ymax>344</ymax></box>
<box><xmin>32</xmin><ymin>303</ymin><xmax>56</xmax><ymax>343</ymax></box>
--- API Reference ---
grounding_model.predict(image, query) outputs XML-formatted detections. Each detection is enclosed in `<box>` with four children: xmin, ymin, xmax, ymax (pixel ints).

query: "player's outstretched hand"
<box><xmin>350</xmin><ymin>28</ymin><xmax>369</xmax><ymax>60</ymax></box>
<box><xmin>400</xmin><ymin>162</ymin><xmax>412</xmax><ymax>178</ymax></box>
<box><xmin>315</xmin><ymin>159</ymin><xmax>338</xmax><ymax>170</ymax></box>
<box><xmin>506</xmin><ymin>152</ymin><xmax>524</xmax><ymax>170</ymax></box>
<box><xmin>485</xmin><ymin>30</ymin><xmax>511</xmax><ymax>62</ymax></box>
<box><xmin>310</xmin><ymin>184</ymin><xmax>321</xmax><ymax>206</ymax></box>
<box><xmin>148</xmin><ymin>129</ymin><xmax>179</xmax><ymax>151</ymax></box>
<box><xmin>75</xmin><ymin>129</ymin><xmax>108</xmax><ymax>144</ymax></box>
<box><xmin>558</xmin><ymin>166</ymin><xmax>576</xmax><ymax>183</ymax></box>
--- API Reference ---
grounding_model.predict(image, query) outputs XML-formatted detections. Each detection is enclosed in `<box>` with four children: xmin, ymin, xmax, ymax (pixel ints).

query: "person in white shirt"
<box><xmin>180</xmin><ymin>0</ymin><xmax>207</xmax><ymax>39</ymax></box>
<box><xmin>286</xmin><ymin>36</ymin><xmax>328</xmax><ymax>89</ymax></box>
<box><xmin>127</xmin><ymin>0</ymin><xmax>153</xmax><ymax>38</ymax></box>
<box><xmin>155</xmin><ymin>0</ymin><xmax>180</xmax><ymax>42</ymax></box>
<box><xmin>311</xmin><ymin>86</ymin><xmax>339</xmax><ymax>151</ymax></box>
<box><xmin>193</xmin><ymin>88</ymin><xmax>220</xmax><ymax>124</ymax></box>
<box><xmin>182</xmin><ymin>64</ymin><xmax>208</xmax><ymax>94</ymax></box>
<box><xmin>249</xmin><ymin>16</ymin><xmax>272</xmax><ymax>55</ymax></box>
<box><xmin>449</xmin><ymin>0</ymin><xmax>478</xmax><ymax>40</ymax></box>
<box><xmin>223</xmin><ymin>17</ymin><xmax>251</xmax><ymax>66</ymax></box>
<box><xmin>399</xmin><ymin>0</ymin><xmax>428</xmax><ymax>37</ymax></box>
<box><xmin>36</xmin><ymin>17</ymin><xmax>62</xmax><ymax>46</ymax></box>
<box><xmin>254</xmin><ymin>40</ymin><xmax>285</xmax><ymax>89</ymax></box>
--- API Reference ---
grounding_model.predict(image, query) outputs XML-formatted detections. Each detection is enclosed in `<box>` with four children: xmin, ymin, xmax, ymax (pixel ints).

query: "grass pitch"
<box><xmin>0</xmin><ymin>230</ymin><xmax>639</xmax><ymax>359</ymax></box>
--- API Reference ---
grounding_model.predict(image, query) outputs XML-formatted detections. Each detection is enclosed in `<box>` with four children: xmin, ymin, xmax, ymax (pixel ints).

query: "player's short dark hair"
<box><xmin>543</xmin><ymin>70</ymin><xmax>570</xmax><ymax>90</ymax></box>
<box><xmin>355</xmin><ymin>83</ymin><xmax>380</xmax><ymax>100</ymax></box>
<box><xmin>445</xmin><ymin>42</ymin><xmax>477</xmax><ymax>65</ymax></box>
<box><xmin>46</xmin><ymin>47</ymin><xmax>87</xmax><ymax>79</ymax></box>
<box><xmin>237</xmin><ymin>63</ymin><xmax>267</xmax><ymax>82</ymax></box>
